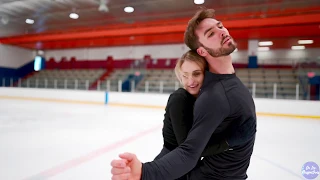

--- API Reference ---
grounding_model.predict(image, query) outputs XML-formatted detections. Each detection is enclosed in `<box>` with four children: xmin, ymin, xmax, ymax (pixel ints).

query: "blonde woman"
<box><xmin>155</xmin><ymin>50</ymin><xmax>229</xmax><ymax>179</ymax></box>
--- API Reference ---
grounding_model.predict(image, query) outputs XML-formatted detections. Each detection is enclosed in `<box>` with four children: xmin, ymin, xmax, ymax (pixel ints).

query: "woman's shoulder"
<box><xmin>169</xmin><ymin>88</ymin><xmax>193</xmax><ymax>102</ymax></box>
<box><xmin>171</xmin><ymin>88</ymin><xmax>189</xmax><ymax>96</ymax></box>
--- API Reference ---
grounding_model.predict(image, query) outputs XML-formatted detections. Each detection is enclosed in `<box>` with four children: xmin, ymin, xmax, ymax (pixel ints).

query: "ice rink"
<box><xmin>0</xmin><ymin>98</ymin><xmax>319</xmax><ymax>180</ymax></box>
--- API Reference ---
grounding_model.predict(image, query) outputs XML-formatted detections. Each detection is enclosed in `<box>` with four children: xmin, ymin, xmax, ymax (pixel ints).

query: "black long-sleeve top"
<box><xmin>142</xmin><ymin>71</ymin><xmax>257</xmax><ymax>180</ymax></box>
<box><xmin>162</xmin><ymin>88</ymin><xmax>228</xmax><ymax>156</ymax></box>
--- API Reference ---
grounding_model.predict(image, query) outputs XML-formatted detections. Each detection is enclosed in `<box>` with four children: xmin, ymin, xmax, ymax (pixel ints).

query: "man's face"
<box><xmin>195</xmin><ymin>18</ymin><xmax>237</xmax><ymax>57</ymax></box>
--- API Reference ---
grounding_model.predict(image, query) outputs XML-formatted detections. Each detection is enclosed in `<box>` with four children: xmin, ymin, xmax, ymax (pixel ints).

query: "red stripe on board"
<box><xmin>23</xmin><ymin>124</ymin><xmax>162</xmax><ymax>180</ymax></box>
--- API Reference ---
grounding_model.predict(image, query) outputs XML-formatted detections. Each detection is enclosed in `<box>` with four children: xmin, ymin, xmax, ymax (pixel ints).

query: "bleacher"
<box><xmin>236</xmin><ymin>68</ymin><xmax>302</xmax><ymax>99</ymax></box>
<box><xmin>12</xmin><ymin>56</ymin><xmax>319</xmax><ymax>100</ymax></box>
<box><xmin>133</xmin><ymin>68</ymin><xmax>303</xmax><ymax>99</ymax></box>
<box><xmin>18</xmin><ymin>67</ymin><xmax>306</xmax><ymax>99</ymax></box>
<box><xmin>99</xmin><ymin>69</ymin><xmax>136</xmax><ymax>91</ymax></box>
<box><xmin>21</xmin><ymin>69</ymin><xmax>106</xmax><ymax>90</ymax></box>
<box><xmin>136</xmin><ymin>69</ymin><xmax>181</xmax><ymax>93</ymax></box>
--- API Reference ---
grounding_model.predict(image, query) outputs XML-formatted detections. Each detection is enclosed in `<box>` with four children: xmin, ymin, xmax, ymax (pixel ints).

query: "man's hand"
<box><xmin>111</xmin><ymin>152</ymin><xmax>142</xmax><ymax>180</ymax></box>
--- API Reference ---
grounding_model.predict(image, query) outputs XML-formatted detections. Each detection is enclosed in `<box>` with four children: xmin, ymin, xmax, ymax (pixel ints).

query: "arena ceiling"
<box><xmin>0</xmin><ymin>0</ymin><xmax>319</xmax><ymax>50</ymax></box>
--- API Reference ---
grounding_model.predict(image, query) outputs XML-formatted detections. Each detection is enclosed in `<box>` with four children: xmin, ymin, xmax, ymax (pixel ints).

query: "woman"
<box><xmin>154</xmin><ymin>50</ymin><xmax>229</xmax><ymax>179</ymax></box>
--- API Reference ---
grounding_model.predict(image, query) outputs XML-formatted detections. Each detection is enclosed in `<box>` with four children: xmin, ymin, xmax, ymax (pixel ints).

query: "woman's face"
<box><xmin>180</xmin><ymin>60</ymin><xmax>204</xmax><ymax>96</ymax></box>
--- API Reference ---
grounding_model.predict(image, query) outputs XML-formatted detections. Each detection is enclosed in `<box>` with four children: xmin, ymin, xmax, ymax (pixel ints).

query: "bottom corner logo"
<box><xmin>301</xmin><ymin>161</ymin><xmax>319</xmax><ymax>179</ymax></box>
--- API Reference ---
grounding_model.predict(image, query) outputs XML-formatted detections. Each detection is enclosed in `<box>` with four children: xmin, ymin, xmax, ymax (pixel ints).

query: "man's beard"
<box><xmin>203</xmin><ymin>37</ymin><xmax>237</xmax><ymax>57</ymax></box>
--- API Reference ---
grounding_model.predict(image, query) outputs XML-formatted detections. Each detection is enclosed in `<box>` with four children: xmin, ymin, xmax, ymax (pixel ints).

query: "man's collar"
<box><xmin>203</xmin><ymin>70</ymin><xmax>236</xmax><ymax>85</ymax></box>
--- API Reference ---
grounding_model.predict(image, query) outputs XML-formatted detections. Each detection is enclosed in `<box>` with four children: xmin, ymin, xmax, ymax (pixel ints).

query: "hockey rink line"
<box><xmin>22</xmin><ymin>124</ymin><xmax>163</xmax><ymax>180</ymax></box>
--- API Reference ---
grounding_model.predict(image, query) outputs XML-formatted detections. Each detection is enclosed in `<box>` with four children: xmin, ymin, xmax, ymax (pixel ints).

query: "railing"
<box><xmin>249</xmin><ymin>82</ymin><xmax>302</xmax><ymax>100</ymax></box>
<box><xmin>1</xmin><ymin>77</ymin><xmax>311</xmax><ymax>100</ymax></box>
<box><xmin>231</xmin><ymin>58</ymin><xmax>310</xmax><ymax>67</ymax></box>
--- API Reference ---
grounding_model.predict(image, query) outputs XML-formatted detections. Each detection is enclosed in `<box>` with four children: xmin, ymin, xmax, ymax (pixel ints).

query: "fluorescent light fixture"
<box><xmin>1</xmin><ymin>15</ymin><xmax>9</xmax><ymax>25</ymax></box>
<box><xmin>99</xmin><ymin>4</ymin><xmax>109</xmax><ymax>12</ymax></box>
<box><xmin>258</xmin><ymin>47</ymin><xmax>270</xmax><ymax>51</ymax></box>
<box><xmin>258</xmin><ymin>41</ymin><xmax>273</xmax><ymax>46</ymax></box>
<box><xmin>69</xmin><ymin>13</ymin><xmax>79</xmax><ymax>19</ymax></box>
<box><xmin>25</xmin><ymin>19</ymin><xmax>34</xmax><ymax>24</ymax></box>
<box><xmin>291</xmin><ymin>45</ymin><xmax>305</xmax><ymax>50</ymax></box>
<box><xmin>194</xmin><ymin>0</ymin><xmax>205</xmax><ymax>4</ymax></box>
<box><xmin>298</xmin><ymin>40</ymin><xmax>313</xmax><ymax>44</ymax></box>
<box><xmin>37</xmin><ymin>50</ymin><xmax>44</xmax><ymax>56</ymax></box>
<box><xmin>34</xmin><ymin>56</ymin><xmax>42</xmax><ymax>71</ymax></box>
<box><xmin>124</xmin><ymin>7</ymin><xmax>134</xmax><ymax>13</ymax></box>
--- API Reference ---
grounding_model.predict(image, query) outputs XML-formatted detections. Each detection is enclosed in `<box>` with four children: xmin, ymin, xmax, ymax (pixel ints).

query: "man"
<box><xmin>111</xmin><ymin>8</ymin><xmax>257</xmax><ymax>180</ymax></box>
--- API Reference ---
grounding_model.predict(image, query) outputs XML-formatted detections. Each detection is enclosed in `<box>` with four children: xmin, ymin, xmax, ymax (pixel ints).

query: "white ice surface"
<box><xmin>0</xmin><ymin>99</ymin><xmax>319</xmax><ymax>180</ymax></box>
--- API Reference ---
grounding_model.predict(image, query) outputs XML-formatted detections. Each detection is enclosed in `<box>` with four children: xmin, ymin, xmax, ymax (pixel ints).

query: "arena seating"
<box><xmin>21</xmin><ymin>69</ymin><xmax>105</xmax><ymax>90</ymax></box>
<box><xmin>134</xmin><ymin>68</ymin><xmax>303</xmax><ymax>99</ymax></box>
<box><xmin>98</xmin><ymin>69</ymin><xmax>136</xmax><ymax>91</ymax></box>
<box><xmin>19</xmin><ymin>67</ymin><xmax>305</xmax><ymax>99</ymax></box>
<box><xmin>15</xmin><ymin>56</ymin><xmax>317</xmax><ymax>100</ymax></box>
<box><xmin>236</xmin><ymin>68</ymin><xmax>302</xmax><ymax>99</ymax></box>
<box><xmin>136</xmin><ymin>69</ymin><xmax>181</xmax><ymax>93</ymax></box>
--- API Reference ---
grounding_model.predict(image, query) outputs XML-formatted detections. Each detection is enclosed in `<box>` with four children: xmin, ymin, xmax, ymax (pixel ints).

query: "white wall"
<box><xmin>108</xmin><ymin>92</ymin><xmax>169</xmax><ymax>107</ymax></box>
<box><xmin>108</xmin><ymin>92</ymin><xmax>320</xmax><ymax>117</ymax></box>
<box><xmin>0</xmin><ymin>87</ymin><xmax>105</xmax><ymax>104</ymax></box>
<box><xmin>230</xmin><ymin>49</ymin><xmax>320</xmax><ymax>65</ymax></box>
<box><xmin>1</xmin><ymin>43</ymin><xmax>319</xmax><ymax>69</ymax></box>
<box><xmin>45</xmin><ymin>44</ymin><xmax>320</xmax><ymax>65</ymax></box>
<box><xmin>254</xmin><ymin>98</ymin><xmax>320</xmax><ymax>117</ymax></box>
<box><xmin>45</xmin><ymin>44</ymin><xmax>190</xmax><ymax>61</ymax></box>
<box><xmin>1</xmin><ymin>87</ymin><xmax>320</xmax><ymax>117</ymax></box>
<box><xmin>0</xmin><ymin>27</ymin><xmax>25</xmax><ymax>38</ymax></box>
<box><xmin>0</xmin><ymin>44</ymin><xmax>34</xmax><ymax>68</ymax></box>
<box><xmin>256</xmin><ymin>49</ymin><xmax>320</xmax><ymax>65</ymax></box>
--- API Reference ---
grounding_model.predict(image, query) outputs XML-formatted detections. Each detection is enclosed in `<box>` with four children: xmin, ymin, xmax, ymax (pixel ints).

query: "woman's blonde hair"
<box><xmin>175</xmin><ymin>50</ymin><xmax>208</xmax><ymax>83</ymax></box>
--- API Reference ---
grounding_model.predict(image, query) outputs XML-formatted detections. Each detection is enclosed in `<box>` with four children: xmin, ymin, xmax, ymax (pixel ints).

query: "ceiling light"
<box><xmin>258</xmin><ymin>41</ymin><xmax>273</xmax><ymax>46</ymax></box>
<box><xmin>298</xmin><ymin>40</ymin><xmax>313</xmax><ymax>44</ymax></box>
<box><xmin>99</xmin><ymin>4</ymin><xmax>109</xmax><ymax>12</ymax></box>
<box><xmin>124</xmin><ymin>7</ymin><xmax>134</xmax><ymax>13</ymax></box>
<box><xmin>37</xmin><ymin>50</ymin><xmax>44</xmax><ymax>56</ymax></box>
<box><xmin>258</xmin><ymin>47</ymin><xmax>270</xmax><ymax>51</ymax></box>
<box><xmin>291</xmin><ymin>46</ymin><xmax>305</xmax><ymax>50</ymax></box>
<box><xmin>194</xmin><ymin>0</ymin><xmax>205</xmax><ymax>4</ymax></box>
<box><xmin>25</xmin><ymin>19</ymin><xmax>34</xmax><ymax>24</ymax></box>
<box><xmin>99</xmin><ymin>0</ymin><xmax>109</xmax><ymax>12</ymax></box>
<box><xmin>69</xmin><ymin>13</ymin><xmax>79</xmax><ymax>19</ymax></box>
<box><xmin>1</xmin><ymin>15</ymin><xmax>9</xmax><ymax>25</ymax></box>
